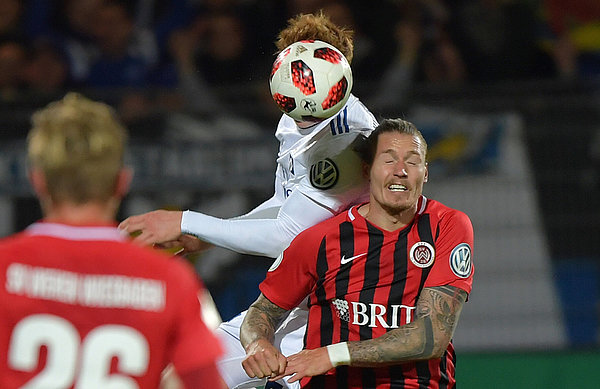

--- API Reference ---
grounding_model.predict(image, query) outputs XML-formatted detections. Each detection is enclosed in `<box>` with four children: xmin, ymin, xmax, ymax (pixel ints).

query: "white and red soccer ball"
<box><xmin>269</xmin><ymin>40</ymin><xmax>353</xmax><ymax>122</ymax></box>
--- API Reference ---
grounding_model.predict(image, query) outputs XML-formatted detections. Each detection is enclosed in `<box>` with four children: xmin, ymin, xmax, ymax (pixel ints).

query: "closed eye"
<box><xmin>406</xmin><ymin>157</ymin><xmax>421</xmax><ymax>165</ymax></box>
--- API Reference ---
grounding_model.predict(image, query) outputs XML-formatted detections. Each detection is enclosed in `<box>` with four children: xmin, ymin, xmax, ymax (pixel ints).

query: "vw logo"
<box><xmin>450</xmin><ymin>243</ymin><xmax>472</xmax><ymax>278</ymax></box>
<box><xmin>310</xmin><ymin>158</ymin><xmax>339</xmax><ymax>189</ymax></box>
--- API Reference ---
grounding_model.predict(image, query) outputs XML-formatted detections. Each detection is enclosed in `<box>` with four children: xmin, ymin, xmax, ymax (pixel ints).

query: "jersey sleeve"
<box><xmin>180</xmin><ymin>188</ymin><xmax>335</xmax><ymax>258</ymax></box>
<box><xmin>259</xmin><ymin>228</ymin><xmax>320</xmax><ymax>310</ymax></box>
<box><xmin>168</xmin><ymin>261</ymin><xmax>223</xmax><ymax>375</ymax></box>
<box><xmin>424</xmin><ymin>210</ymin><xmax>474</xmax><ymax>294</ymax></box>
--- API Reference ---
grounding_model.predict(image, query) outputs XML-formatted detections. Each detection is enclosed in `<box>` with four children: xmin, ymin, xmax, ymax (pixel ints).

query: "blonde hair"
<box><xmin>27</xmin><ymin>93</ymin><xmax>127</xmax><ymax>204</ymax></box>
<box><xmin>276</xmin><ymin>11</ymin><xmax>354</xmax><ymax>62</ymax></box>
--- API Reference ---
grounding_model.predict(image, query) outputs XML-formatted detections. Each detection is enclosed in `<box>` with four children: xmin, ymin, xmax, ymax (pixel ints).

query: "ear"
<box><xmin>362</xmin><ymin>162</ymin><xmax>371</xmax><ymax>180</ymax></box>
<box><xmin>114</xmin><ymin>167</ymin><xmax>133</xmax><ymax>198</ymax></box>
<box><xmin>28</xmin><ymin>168</ymin><xmax>49</xmax><ymax>198</ymax></box>
<box><xmin>424</xmin><ymin>162</ymin><xmax>429</xmax><ymax>183</ymax></box>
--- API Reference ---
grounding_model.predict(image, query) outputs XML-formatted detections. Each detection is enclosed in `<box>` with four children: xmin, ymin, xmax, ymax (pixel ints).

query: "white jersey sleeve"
<box><xmin>181</xmin><ymin>189</ymin><xmax>334</xmax><ymax>257</ymax></box>
<box><xmin>180</xmin><ymin>95</ymin><xmax>378</xmax><ymax>258</ymax></box>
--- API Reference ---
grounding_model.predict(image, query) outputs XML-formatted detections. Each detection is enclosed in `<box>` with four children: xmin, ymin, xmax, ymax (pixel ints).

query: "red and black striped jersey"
<box><xmin>260</xmin><ymin>196</ymin><xmax>474</xmax><ymax>389</ymax></box>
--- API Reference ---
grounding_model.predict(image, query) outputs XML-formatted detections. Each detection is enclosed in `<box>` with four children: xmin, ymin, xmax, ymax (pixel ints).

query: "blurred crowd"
<box><xmin>1</xmin><ymin>0</ymin><xmax>599</xmax><ymax>131</ymax></box>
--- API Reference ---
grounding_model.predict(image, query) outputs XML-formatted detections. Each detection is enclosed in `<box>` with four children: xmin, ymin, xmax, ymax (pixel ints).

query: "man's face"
<box><xmin>368</xmin><ymin>132</ymin><xmax>428</xmax><ymax>214</ymax></box>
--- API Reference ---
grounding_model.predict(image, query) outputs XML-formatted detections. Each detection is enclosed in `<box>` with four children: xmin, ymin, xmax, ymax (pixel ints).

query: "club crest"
<box><xmin>409</xmin><ymin>241</ymin><xmax>435</xmax><ymax>268</ymax></box>
<box><xmin>310</xmin><ymin>158</ymin><xmax>339</xmax><ymax>189</ymax></box>
<box><xmin>450</xmin><ymin>243</ymin><xmax>472</xmax><ymax>278</ymax></box>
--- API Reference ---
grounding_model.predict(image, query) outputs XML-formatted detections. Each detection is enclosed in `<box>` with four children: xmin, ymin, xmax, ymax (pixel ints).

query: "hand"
<box><xmin>119</xmin><ymin>210</ymin><xmax>183</xmax><ymax>246</ymax></box>
<box><xmin>284</xmin><ymin>348</ymin><xmax>333</xmax><ymax>383</ymax></box>
<box><xmin>242</xmin><ymin>339</ymin><xmax>287</xmax><ymax>380</ymax></box>
<box><xmin>155</xmin><ymin>234</ymin><xmax>213</xmax><ymax>256</ymax></box>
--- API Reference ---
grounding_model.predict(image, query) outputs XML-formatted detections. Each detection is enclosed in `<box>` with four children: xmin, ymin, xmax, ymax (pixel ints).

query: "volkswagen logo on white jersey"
<box><xmin>310</xmin><ymin>158</ymin><xmax>339</xmax><ymax>189</ymax></box>
<box><xmin>450</xmin><ymin>243</ymin><xmax>472</xmax><ymax>278</ymax></box>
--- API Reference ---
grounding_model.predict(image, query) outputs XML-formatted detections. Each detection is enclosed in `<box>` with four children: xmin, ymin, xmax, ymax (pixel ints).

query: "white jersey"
<box><xmin>216</xmin><ymin>95</ymin><xmax>377</xmax><ymax>389</ymax></box>
<box><xmin>181</xmin><ymin>94</ymin><xmax>377</xmax><ymax>258</ymax></box>
<box><xmin>274</xmin><ymin>94</ymin><xmax>376</xmax><ymax>212</ymax></box>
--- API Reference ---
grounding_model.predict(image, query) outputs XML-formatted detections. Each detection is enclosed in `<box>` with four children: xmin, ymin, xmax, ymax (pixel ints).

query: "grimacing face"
<box><xmin>368</xmin><ymin>132</ymin><xmax>428</xmax><ymax>215</ymax></box>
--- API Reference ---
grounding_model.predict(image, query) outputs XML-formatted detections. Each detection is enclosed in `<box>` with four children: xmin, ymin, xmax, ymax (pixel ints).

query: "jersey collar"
<box><xmin>25</xmin><ymin>222</ymin><xmax>127</xmax><ymax>242</ymax></box>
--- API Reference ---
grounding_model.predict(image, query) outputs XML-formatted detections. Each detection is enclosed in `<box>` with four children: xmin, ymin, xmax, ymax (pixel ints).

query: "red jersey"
<box><xmin>0</xmin><ymin>221</ymin><xmax>222</xmax><ymax>389</ymax></box>
<box><xmin>260</xmin><ymin>196</ymin><xmax>474</xmax><ymax>389</ymax></box>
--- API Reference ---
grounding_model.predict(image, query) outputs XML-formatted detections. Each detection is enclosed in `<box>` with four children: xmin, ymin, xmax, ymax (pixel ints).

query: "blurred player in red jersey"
<box><xmin>0</xmin><ymin>93</ymin><xmax>226</xmax><ymax>389</ymax></box>
<box><xmin>241</xmin><ymin>118</ymin><xmax>474</xmax><ymax>388</ymax></box>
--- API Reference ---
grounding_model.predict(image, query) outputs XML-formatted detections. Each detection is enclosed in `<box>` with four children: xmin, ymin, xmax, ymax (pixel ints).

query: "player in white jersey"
<box><xmin>216</xmin><ymin>94</ymin><xmax>376</xmax><ymax>389</ymax></box>
<box><xmin>118</xmin><ymin>12</ymin><xmax>378</xmax><ymax>389</ymax></box>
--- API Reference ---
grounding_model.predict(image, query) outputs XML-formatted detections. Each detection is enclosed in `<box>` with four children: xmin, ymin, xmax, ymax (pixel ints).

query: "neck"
<box><xmin>43</xmin><ymin>200</ymin><xmax>117</xmax><ymax>225</ymax></box>
<box><xmin>358</xmin><ymin>202</ymin><xmax>418</xmax><ymax>232</ymax></box>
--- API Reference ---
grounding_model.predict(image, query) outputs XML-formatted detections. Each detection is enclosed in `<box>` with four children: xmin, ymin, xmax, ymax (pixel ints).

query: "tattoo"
<box><xmin>348</xmin><ymin>285</ymin><xmax>467</xmax><ymax>367</ymax></box>
<box><xmin>424</xmin><ymin>285</ymin><xmax>467</xmax><ymax>339</ymax></box>
<box><xmin>240</xmin><ymin>293</ymin><xmax>289</xmax><ymax>349</ymax></box>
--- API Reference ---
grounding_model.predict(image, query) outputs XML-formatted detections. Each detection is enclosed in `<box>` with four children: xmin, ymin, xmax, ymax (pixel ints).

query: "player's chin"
<box><xmin>295</xmin><ymin>118</ymin><xmax>324</xmax><ymax>128</ymax></box>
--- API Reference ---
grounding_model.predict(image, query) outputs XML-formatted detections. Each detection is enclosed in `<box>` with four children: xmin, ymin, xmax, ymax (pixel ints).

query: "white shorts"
<box><xmin>216</xmin><ymin>305</ymin><xmax>308</xmax><ymax>389</ymax></box>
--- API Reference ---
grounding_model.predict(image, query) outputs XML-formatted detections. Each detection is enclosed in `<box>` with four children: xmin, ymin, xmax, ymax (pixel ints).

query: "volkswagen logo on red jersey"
<box><xmin>450</xmin><ymin>243</ymin><xmax>472</xmax><ymax>278</ymax></box>
<box><xmin>310</xmin><ymin>158</ymin><xmax>339</xmax><ymax>189</ymax></box>
<box><xmin>409</xmin><ymin>241</ymin><xmax>435</xmax><ymax>268</ymax></box>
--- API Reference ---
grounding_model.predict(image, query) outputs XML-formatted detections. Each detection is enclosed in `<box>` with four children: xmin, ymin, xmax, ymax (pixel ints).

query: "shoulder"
<box><xmin>344</xmin><ymin>94</ymin><xmax>378</xmax><ymax>129</ymax></box>
<box><xmin>121</xmin><ymin>243</ymin><xmax>202</xmax><ymax>294</ymax></box>
<box><xmin>292</xmin><ymin>210</ymin><xmax>350</xmax><ymax>246</ymax></box>
<box><xmin>0</xmin><ymin>232</ymin><xmax>29</xmax><ymax>256</ymax></box>
<box><xmin>122</xmin><ymin>243</ymin><xmax>196</xmax><ymax>275</ymax></box>
<box><xmin>423</xmin><ymin>198</ymin><xmax>473</xmax><ymax>237</ymax></box>
<box><xmin>425</xmin><ymin>198</ymin><xmax>470</xmax><ymax>221</ymax></box>
<box><xmin>318</xmin><ymin>94</ymin><xmax>377</xmax><ymax>135</ymax></box>
<box><xmin>274</xmin><ymin>114</ymin><xmax>298</xmax><ymax>140</ymax></box>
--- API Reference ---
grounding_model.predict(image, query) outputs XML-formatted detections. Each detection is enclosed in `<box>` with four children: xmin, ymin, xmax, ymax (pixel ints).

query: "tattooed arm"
<box><xmin>240</xmin><ymin>293</ymin><xmax>291</xmax><ymax>379</ymax></box>
<box><xmin>348</xmin><ymin>285</ymin><xmax>468</xmax><ymax>366</ymax></box>
<box><xmin>283</xmin><ymin>285</ymin><xmax>468</xmax><ymax>382</ymax></box>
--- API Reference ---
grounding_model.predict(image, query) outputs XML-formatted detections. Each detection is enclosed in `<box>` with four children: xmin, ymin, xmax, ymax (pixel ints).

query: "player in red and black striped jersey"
<box><xmin>240</xmin><ymin>118</ymin><xmax>473</xmax><ymax>388</ymax></box>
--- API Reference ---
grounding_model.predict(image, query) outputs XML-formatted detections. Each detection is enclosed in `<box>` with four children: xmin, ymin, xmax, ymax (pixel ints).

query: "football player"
<box><xmin>119</xmin><ymin>12</ymin><xmax>378</xmax><ymax>389</ymax></box>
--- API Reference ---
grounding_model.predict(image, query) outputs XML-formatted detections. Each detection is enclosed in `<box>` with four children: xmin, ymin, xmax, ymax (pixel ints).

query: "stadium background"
<box><xmin>0</xmin><ymin>0</ymin><xmax>599</xmax><ymax>387</ymax></box>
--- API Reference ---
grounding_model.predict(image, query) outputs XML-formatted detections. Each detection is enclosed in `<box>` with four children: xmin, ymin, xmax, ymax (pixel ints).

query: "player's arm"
<box><xmin>180</xmin><ymin>189</ymin><xmax>334</xmax><ymax>258</ymax></box>
<box><xmin>240</xmin><ymin>293</ymin><xmax>291</xmax><ymax>379</ymax></box>
<box><xmin>348</xmin><ymin>285</ymin><xmax>467</xmax><ymax>365</ymax></box>
<box><xmin>118</xmin><ymin>190</ymin><xmax>332</xmax><ymax>258</ymax></box>
<box><xmin>116</xmin><ymin>195</ymin><xmax>282</xmax><ymax>255</ymax></box>
<box><xmin>134</xmin><ymin>189</ymin><xmax>333</xmax><ymax>258</ymax></box>
<box><xmin>283</xmin><ymin>285</ymin><xmax>468</xmax><ymax>382</ymax></box>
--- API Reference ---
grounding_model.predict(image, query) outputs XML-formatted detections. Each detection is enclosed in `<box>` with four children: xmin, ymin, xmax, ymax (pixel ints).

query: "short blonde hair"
<box><xmin>27</xmin><ymin>93</ymin><xmax>127</xmax><ymax>204</ymax></box>
<box><xmin>276</xmin><ymin>11</ymin><xmax>354</xmax><ymax>62</ymax></box>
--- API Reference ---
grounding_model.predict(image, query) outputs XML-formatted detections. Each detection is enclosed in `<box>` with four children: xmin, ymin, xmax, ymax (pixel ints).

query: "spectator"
<box><xmin>448</xmin><ymin>0</ymin><xmax>551</xmax><ymax>82</ymax></box>
<box><xmin>0</xmin><ymin>0</ymin><xmax>24</xmax><ymax>40</ymax></box>
<box><xmin>369</xmin><ymin>0</ymin><xmax>465</xmax><ymax>112</ymax></box>
<box><xmin>541</xmin><ymin>0</ymin><xmax>600</xmax><ymax>80</ymax></box>
<box><xmin>84</xmin><ymin>0</ymin><xmax>163</xmax><ymax>87</ymax></box>
<box><xmin>46</xmin><ymin>0</ymin><xmax>102</xmax><ymax>84</ymax></box>
<box><xmin>0</xmin><ymin>38</ymin><xmax>27</xmax><ymax>100</ymax></box>
<box><xmin>192</xmin><ymin>11</ymin><xmax>258</xmax><ymax>87</ymax></box>
<box><xmin>21</xmin><ymin>39</ymin><xmax>70</xmax><ymax>94</ymax></box>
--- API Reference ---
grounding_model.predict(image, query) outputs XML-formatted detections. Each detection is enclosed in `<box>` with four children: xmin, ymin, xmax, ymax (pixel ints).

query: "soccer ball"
<box><xmin>269</xmin><ymin>40</ymin><xmax>353</xmax><ymax>122</ymax></box>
